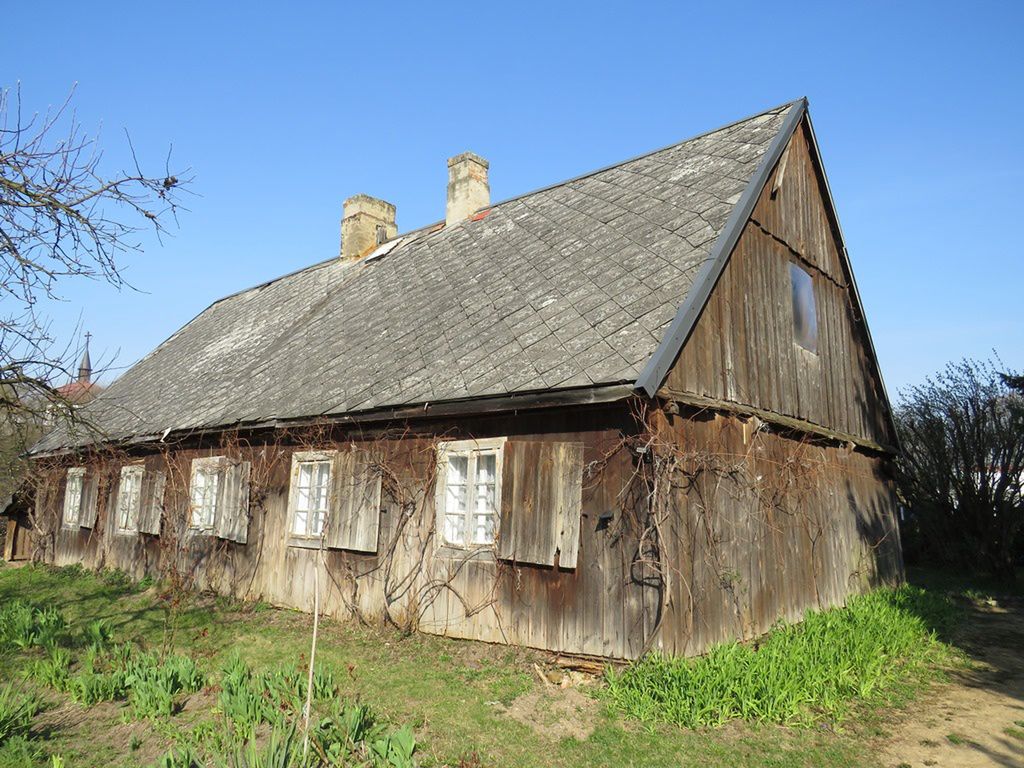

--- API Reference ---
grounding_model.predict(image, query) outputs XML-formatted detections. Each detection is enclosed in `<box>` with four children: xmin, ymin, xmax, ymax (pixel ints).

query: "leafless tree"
<box><xmin>0</xmin><ymin>83</ymin><xmax>192</xmax><ymax>484</ymax></box>
<box><xmin>895</xmin><ymin>356</ymin><xmax>1024</xmax><ymax>582</ymax></box>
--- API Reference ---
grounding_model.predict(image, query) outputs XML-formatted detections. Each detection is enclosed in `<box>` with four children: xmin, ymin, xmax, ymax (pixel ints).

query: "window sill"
<box><xmin>288</xmin><ymin>536</ymin><xmax>326</xmax><ymax>551</ymax></box>
<box><xmin>113</xmin><ymin>529</ymin><xmax>138</xmax><ymax>538</ymax></box>
<box><xmin>61</xmin><ymin>523</ymin><xmax>81</xmax><ymax>532</ymax></box>
<box><xmin>435</xmin><ymin>544</ymin><xmax>497</xmax><ymax>562</ymax></box>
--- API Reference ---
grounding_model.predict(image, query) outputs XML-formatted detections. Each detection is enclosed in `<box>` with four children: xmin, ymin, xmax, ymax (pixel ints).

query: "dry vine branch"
<box><xmin>1</xmin><ymin>83</ymin><xmax>193</xmax><ymax>504</ymax></box>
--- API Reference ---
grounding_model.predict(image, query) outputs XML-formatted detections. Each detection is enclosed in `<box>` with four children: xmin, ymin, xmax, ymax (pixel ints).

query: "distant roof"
<box><xmin>55</xmin><ymin>380</ymin><xmax>103</xmax><ymax>405</ymax></box>
<box><xmin>35</xmin><ymin>100</ymin><xmax>800</xmax><ymax>452</ymax></box>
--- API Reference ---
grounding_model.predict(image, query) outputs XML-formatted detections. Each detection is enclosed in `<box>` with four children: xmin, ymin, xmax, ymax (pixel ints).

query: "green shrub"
<box><xmin>603</xmin><ymin>586</ymin><xmax>959</xmax><ymax>727</ymax></box>
<box><xmin>0</xmin><ymin>684</ymin><xmax>39</xmax><ymax>744</ymax></box>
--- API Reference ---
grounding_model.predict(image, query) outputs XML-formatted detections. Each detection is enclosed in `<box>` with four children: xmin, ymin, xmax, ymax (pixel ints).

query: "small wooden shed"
<box><xmin>23</xmin><ymin>98</ymin><xmax>902</xmax><ymax>659</ymax></box>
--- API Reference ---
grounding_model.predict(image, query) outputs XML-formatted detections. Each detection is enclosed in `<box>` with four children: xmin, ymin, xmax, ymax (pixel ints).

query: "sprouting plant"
<box><xmin>368</xmin><ymin>725</ymin><xmax>417</xmax><ymax>768</ymax></box>
<box><xmin>0</xmin><ymin>683</ymin><xmax>39</xmax><ymax>743</ymax></box>
<box><xmin>0</xmin><ymin>601</ymin><xmax>68</xmax><ymax>650</ymax></box>
<box><xmin>28</xmin><ymin>646</ymin><xmax>71</xmax><ymax>690</ymax></box>
<box><xmin>84</xmin><ymin>619</ymin><xmax>113</xmax><ymax>653</ymax></box>
<box><xmin>124</xmin><ymin>650</ymin><xmax>205</xmax><ymax>719</ymax></box>
<box><xmin>152</xmin><ymin>745</ymin><xmax>200</xmax><ymax>768</ymax></box>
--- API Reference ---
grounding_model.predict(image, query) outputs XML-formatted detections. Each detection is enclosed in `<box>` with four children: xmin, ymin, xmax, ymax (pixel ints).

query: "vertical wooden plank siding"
<box><xmin>33</xmin><ymin>402</ymin><xmax>900</xmax><ymax>660</ymax></box>
<box><xmin>662</xmin><ymin>121</ymin><xmax>893</xmax><ymax>449</ymax></box>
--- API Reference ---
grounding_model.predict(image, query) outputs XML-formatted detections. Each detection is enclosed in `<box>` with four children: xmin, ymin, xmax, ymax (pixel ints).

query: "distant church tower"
<box><xmin>57</xmin><ymin>332</ymin><xmax>103</xmax><ymax>405</ymax></box>
<box><xmin>78</xmin><ymin>332</ymin><xmax>92</xmax><ymax>384</ymax></box>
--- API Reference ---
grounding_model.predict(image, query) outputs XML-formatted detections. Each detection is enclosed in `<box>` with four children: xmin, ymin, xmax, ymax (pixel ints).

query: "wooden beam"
<box><xmin>659</xmin><ymin>386</ymin><xmax>896</xmax><ymax>454</ymax></box>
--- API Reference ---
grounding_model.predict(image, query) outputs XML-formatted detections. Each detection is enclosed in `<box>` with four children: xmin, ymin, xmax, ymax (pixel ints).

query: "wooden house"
<box><xmin>20</xmin><ymin>99</ymin><xmax>903</xmax><ymax>659</ymax></box>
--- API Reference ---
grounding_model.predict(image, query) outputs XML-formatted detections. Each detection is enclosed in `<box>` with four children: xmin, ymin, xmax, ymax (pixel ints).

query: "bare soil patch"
<box><xmin>878</xmin><ymin>597</ymin><xmax>1024</xmax><ymax>768</ymax></box>
<box><xmin>499</xmin><ymin>684</ymin><xmax>600</xmax><ymax>742</ymax></box>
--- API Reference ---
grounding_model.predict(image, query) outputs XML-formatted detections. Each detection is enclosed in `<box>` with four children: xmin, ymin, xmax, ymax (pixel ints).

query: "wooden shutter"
<box><xmin>497</xmin><ymin>441</ymin><xmax>584</xmax><ymax>569</ymax></box>
<box><xmin>105</xmin><ymin>474</ymin><xmax>120</xmax><ymax>535</ymax></box>
<box><xmin>79</xmin><ymin>473</ymin><xmax>99</xmax><ymax>528</ymax></box>
<box><xmin>326</xmin><ymin>450</ymin><xmax>381</xmax><ymax>553</ymax></box>
<box><xmin>216</xmin><ymin>460</ymin><xmax>251</xmax><ymax>544</ymax></box>
<box><xmin>138</xmin><ymin>470</ymin><xmax>166</xmax><ymax>536</ymax></box>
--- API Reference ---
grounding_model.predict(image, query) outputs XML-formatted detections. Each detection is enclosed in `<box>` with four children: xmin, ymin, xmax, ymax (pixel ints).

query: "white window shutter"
<box><xmin>217</xmin><ymin>460</ymin><xmax>251</xmax><ymax>544</ymax></box>
<box><xmin>138</xmin><ymin>470</ymin><xmax>165</xmax><ymax>536</ymax></box>
<box><xmin>326</xmin><ymin>450</ymin><xmax>381</xmax><ymax>553</ymax></box>
<box><xmin>497</xmin><ymin>441</ymin><xmax>583</xmax><ymax>568</ymax></box>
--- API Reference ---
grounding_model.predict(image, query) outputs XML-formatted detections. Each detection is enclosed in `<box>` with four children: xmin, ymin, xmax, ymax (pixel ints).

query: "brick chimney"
<box><xmin>446</xmin><ymin>152</ymin><xmax>489</xmax><ymax>226</ymax></box>
<box><xmin>340</xmin><ymin>194</ymin><xmax>397</xmax><ymax>261</ymax></box>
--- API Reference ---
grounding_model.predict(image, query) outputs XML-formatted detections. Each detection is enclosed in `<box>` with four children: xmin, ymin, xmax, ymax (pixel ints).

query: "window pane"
<box><xmin>312</xmin><ymin>463</ymin><xmax>330</xmax><ymax>511</ymax></box>
<box><xmin>476</xmin><ymin>454</ymin><xmax>495</xmax><ymax>484</ymax></box>
<box><xmin>447</xmin><ymin>455</ymin><xmax>468</xmax><ymax>485</ymax></box>
<box><xmin>310</xmin><ymin>508</ymin><xmax>324</xmax><ymax>537</ymax></box>
<box><xmin>473</xmin><ymin>453</ymin><xmax>497</xmax><ymax>544</ymax></box>
<box><xmin>293</xmin><ymin>459</ymin><xmax>331</xmax><ymax>537</ymax></box>
<box><xmin>190</xmin><ymin>468</ymin><xmax>220</xmax><ymax>530</ymax></box>
<box><xmin>444</xmin><ymin>513</ymin><xmax>466</xmax><ymax>545</ymax></box>
<box><xmin>790</xmin><ymin>263</ymin><xmax>818</xmax><ymax>353</ymax></box>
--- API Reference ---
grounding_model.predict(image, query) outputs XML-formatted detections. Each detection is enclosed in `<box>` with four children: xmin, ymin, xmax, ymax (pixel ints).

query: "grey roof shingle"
<box><xmin>37</xmin><ymin>102</ymin><xmax>796</xmax><ymax>451</ymax></box>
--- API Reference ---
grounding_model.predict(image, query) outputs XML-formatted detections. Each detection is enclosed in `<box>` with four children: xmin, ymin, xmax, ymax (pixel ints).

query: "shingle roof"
<box><xmin>36</xmin><ymin>101</ymin><xmax>799</xmax><ymax>451</ymax></box>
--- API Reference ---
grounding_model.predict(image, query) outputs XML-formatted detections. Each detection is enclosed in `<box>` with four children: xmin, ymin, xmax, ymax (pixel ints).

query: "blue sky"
<box><xmin>3</xmin><ymin>1</ymin><xmax>1021</xmax><ymax>399</ymax></box>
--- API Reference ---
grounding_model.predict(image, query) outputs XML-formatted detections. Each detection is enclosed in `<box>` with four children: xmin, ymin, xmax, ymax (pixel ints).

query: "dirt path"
<box><xmin>878</xmin><ymin>597</ymin><xmax>1024</xmax><ymax>768</ymax></box>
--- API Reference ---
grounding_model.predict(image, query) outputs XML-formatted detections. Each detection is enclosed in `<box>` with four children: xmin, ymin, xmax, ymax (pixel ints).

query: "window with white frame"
<box><xmin>189</xmin><ymin>457</ymin><xmax>224</xmax><ymax>532</ymax></box>
<box><xmin>437</xmin><ymin>438</ymin><xmax>504</xmax><ymax>548</ymax></box>
<box><xmin>115</xmin><ymin>465</ymin><xmax>144</xmax><ymax>534</ymax></box>
<box><xmin>289</xmin><ymin>452</ymin><xmax>333</xmax><ymax>539</ymax></box>
<box><xmin>62</xmin><ymin>468</ymin><xmax>85</xmax><ymax>528</ymax></box>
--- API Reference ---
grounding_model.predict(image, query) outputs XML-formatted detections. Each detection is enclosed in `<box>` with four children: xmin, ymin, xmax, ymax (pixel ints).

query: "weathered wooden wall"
<box><xmin>33</xmin><ymin>400</ymin><xmax>901</xmax><ymax>660</ymax></box>
<box><xmin>653</xmin><ymin>409</ymin><xmax>902</xmax><ymax>656</ymax></box>
<box><xmin>663</xmin><ymin>120</ymin><xmax>894</xmax><ymax>449</ymax></box>
<box><xmin>43</xmin><ymin>407</ymin><xmax>653</xmax><ymax>659</ymax></box>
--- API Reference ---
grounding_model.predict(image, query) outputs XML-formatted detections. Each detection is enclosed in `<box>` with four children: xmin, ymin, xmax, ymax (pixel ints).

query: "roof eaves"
<box><xmin>633</xmin><ymin>97</ymin><xmax>809</xmax><ymax>397</ymax></box>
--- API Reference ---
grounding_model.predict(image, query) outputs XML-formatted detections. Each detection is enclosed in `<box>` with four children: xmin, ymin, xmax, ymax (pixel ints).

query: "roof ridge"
<box><xmin>475</xmin><ymin>98</ymin><xmax>802</xmax><ymax>215</ymax></box>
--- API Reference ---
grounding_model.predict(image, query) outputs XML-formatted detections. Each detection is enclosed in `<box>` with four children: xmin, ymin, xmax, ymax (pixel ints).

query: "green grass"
<box><xmin>1004</xmin><ymin>725</ymin><xmax>1024</xmax><ymax>742</ymax></box>
<box><xmin>0</xmin><ymin>563</ymin><xmax>965</xmax><ymax>767</ymax></box>
<box><xmin>603</xmin><ymin>587</ymin><xmax>960</xmax><ymax>728</ymax></box>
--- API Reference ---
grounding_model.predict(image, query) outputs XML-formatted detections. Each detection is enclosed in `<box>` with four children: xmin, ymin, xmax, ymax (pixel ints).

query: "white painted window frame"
<box><xmin>62</xmin><ymin>467</ymin><xmax>86</xmax><ymax>529</ymax></box>
<box><xmin>189</xmin><ymin>456</ymin><xmax>226</xmax><ymax>534</ymax></box>
<box><xmin>435</xmin><ymin>437</ymin><xmax>506</xmax><ymax>550</ymax></box>
<box><xmin>287</xmin><ymin>450</ymin><xmax>336</xmax><ymax>542</ymax></box>
<box><xmin>115</xmin><ymin>465</ymin><xmax>145</xmax><ymax>535</ymax></box>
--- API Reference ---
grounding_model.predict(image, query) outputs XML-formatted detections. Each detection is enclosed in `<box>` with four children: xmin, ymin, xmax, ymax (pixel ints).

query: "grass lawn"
<box><xmin>0</xmin><ymin>563</ymin><xmax>962</xmax><ymax>768</ymax></box>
